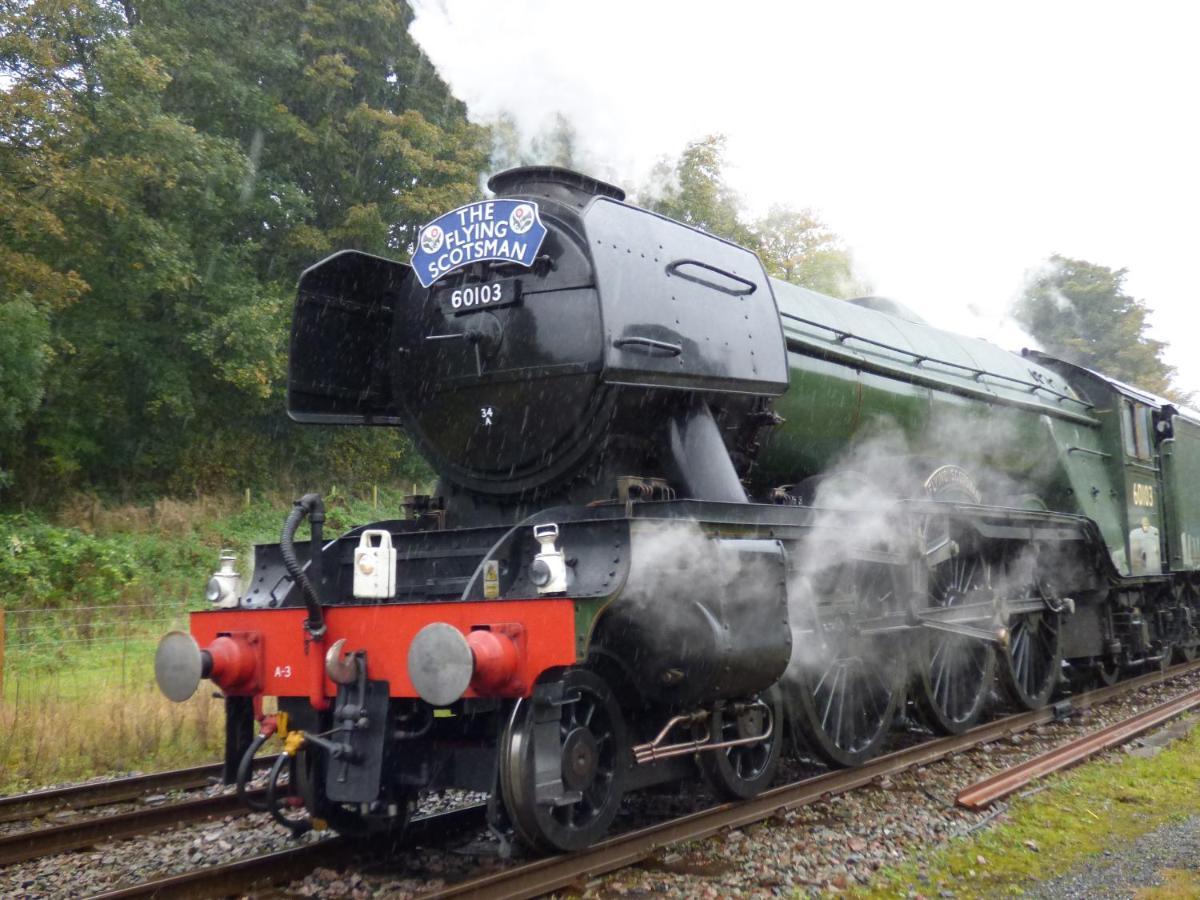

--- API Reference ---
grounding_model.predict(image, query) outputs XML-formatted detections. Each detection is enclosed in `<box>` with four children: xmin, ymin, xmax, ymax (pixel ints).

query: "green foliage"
<box><xmin>643</xmin><ymin>134</ymin><xmax>757</xmax><ymax>248</ymax></box>
<box><xmin>0</xmin><ymin>485</ymin><xmax>427</xmax><ymax>661</ymax></box>
<box><xmin>756</xmin><ymin>204</ymin><xmax>868</xmax><ymax>299</ymax></box>
<box><xmin>0</xmin><ymin>648</ymin><xmax>224</xmax><ymax>794</ymax></box>
<box><xmin>0</xmin><ymin>0</ymin><xmax>484</xmax><ymax>503</ymax></box>
<box><xmin>642</xmin><ymin>135</ymin><xmax>868</xmax><ymax>297</ymax></box>
<box><xmin>860</xmin><ymin>723</ymin><xmax>1200</xmax><ymax>898</ymax></box>
<box><xmin>1015</xmin><ymin>255</ymin><xmax>1184</xmax><ymax>400</ymax></box>
<box><xmin>0</xmin><ymin>297</ymin><xmax>51</xmax><ymax>445</ymax></box>
<box><xmin>0</xmin><ymin>514</ymin><xmax>140</xmax><ymax>611</ymax></box>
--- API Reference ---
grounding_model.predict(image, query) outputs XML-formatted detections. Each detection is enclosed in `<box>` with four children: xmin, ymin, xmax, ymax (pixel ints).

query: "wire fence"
<box><xmin>0</xmin><ymin>600</ymin><xmax>196</xmax><ymax>702</ymax></box>
<box><xmin>0</xmin><ymin>601</ymin><xmax>222</xmax><ymax>790</ymax></box>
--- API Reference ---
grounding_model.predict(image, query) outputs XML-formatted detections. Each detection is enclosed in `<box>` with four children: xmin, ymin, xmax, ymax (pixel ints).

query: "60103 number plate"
<box><xmin>436</xmin><ymin>278</ymin><xmax>520</xmax><ymax>315</ymax></box>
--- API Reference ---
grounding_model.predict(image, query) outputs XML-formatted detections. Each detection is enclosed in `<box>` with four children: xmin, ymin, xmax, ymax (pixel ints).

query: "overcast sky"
<box><xmin>410</xmin><ymin>1</ymin><xmax>1200</xmax><ymax>393</ymax></box>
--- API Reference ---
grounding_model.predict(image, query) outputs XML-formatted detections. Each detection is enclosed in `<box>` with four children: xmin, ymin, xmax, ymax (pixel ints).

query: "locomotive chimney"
<box><xmin>487</xmin><ymin>166</ymin><xmax>625</xmax><ymax>209</ymax></box>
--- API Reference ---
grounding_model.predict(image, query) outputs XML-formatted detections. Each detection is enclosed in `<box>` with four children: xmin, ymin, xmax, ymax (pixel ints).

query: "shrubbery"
<box><xmin>0</xmin><ymin>515</ymin><xmax>142</xmax><ymax>610</ymax></box>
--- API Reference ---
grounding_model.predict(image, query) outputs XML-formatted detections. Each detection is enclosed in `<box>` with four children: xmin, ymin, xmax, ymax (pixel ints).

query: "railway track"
<box><xmin>0</xmin><ymin>788</ymin><xmax>267</xmax><ymax>866</ymax></box>
<box><xmin>0</xmin><ymin>756</ymin><xmax>278</xmax><ymax>825</ymax></box>
<box><xmin>2</xmin><ymin>662</ymin><xmax>1195</xmax><ymax>897</ymax></box>
<box><xmin>88</xmin><ymin>805</ymin><xmax>489</xmax><ymax>900</ymax></box>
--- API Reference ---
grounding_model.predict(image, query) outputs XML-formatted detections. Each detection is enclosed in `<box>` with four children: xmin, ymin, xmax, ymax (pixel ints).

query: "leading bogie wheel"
<box><xmin>500</xmin><ymin>668</ymin><xmax>627</xmax><ymax>853</ymax></box>
<box><xmin>696</xmin><ymin>686</ymin><xmax>785</xmax><ymax>801</ymax></box>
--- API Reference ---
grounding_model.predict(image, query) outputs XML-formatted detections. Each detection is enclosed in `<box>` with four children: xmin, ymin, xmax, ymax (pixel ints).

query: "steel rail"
<box><xmin>86</xmin><ymin>804</ymin><xmax>489</xmax><ymax>900</ymax></box>
<box><xmin>956</xmin><ymin>685</ymin><xmax>1200</xmax><ymax>809</ymax></box>
<box><xmin>421</xmin><ymin>660</ymin><xmax>1200</xmax><ymax>900</ymax></box>
<box><xmin>0</xmin><ymin>756</ymin><xmax>279</xmax><ymax>825</ymax></box>
<box><xmin>0</xmin><ymin>789</ymin><xmax>265</xmax><ymax>867</ymax></box>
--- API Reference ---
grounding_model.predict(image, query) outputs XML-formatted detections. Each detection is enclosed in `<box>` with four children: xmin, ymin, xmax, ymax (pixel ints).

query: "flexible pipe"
<box><xmin>235</xmin><ymin>732</ymin><xmax>270</xmax><ymax>812</ymax></box>
<box><xmin>266</xmin><ymin>752</ymin><xmax>312</xmax><ymax>836</ymax></box>
<box><xmin>280</xmin><ymin>493</ymin><xmax>326</xmax><ymax>638</ymax></box>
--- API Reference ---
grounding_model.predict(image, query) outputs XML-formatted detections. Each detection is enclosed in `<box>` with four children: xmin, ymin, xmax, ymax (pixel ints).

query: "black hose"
<box><xmin>266</xmin><ymin>752</ymin><xmax>312</xmax><ymax>836</ymax></box>
<box><xmin>235</xmin><ymin>732</ymin><xmax>270</xmax><ymax>812</ymax></box>
<box><xmin>280</xmin><ymin>493</ymin><xmax>325</xmax><ymax>637</ymax></box>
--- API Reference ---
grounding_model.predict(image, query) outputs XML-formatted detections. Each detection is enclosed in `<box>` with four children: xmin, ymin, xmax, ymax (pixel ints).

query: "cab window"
<box><xmin>1122</xmin><ymin>400</ymin><xmax>1152</xmax><ymax>460</ymax></box>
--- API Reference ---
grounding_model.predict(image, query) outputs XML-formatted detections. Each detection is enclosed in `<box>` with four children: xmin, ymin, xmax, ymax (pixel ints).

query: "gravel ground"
<box><xmin>1029</xmin><ymin>814</ymin><xmax>1200</xmax><ymax>899</ymax></box>
<box><xmin>0</xmin><ymin>777</ymin><xmax>230</xmax><ymax>839</ymax></box>
<box><xmin>1</xmin><ymin>668</ymin><xmax>1197</xmax><ymax>899</ymax></box>
<box><xmin>0</xmin><ymin>781</ymin><xmax>487</xmax><ymax>899</ymax></box>
<box><xmin>0</xmin><ymin>805</ymin><xmax>322</xmax><ymax>898</ymax></box>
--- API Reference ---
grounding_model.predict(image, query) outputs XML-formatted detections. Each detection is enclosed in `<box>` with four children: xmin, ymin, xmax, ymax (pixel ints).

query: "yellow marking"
<box><xmin>283</xmin><ymin>730</ymin><xmax>306</xmax><ymax>756</ymax></box>
<box><xmin>275</xmin><ymin>711</ymin><xmax>289</xmax><ymax>738</ymax></box>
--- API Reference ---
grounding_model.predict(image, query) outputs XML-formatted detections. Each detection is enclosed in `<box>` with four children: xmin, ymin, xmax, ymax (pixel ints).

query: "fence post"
<box><xmin>0</xmin><ymin>607</ymin><xmax>5</xmax><ymax>699</ymax></box>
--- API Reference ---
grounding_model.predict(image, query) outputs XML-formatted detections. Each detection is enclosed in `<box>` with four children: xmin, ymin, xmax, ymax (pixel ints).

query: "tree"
<box><xmin>642</xmin><ymin>134</ymin><xmax>757</xmax><ymax>248</ymax></box>
<box><xmin>489</xmin><ymin>110</ymin><xmax>524</xmax><ymax>172</ymax></box>
<box><xmin>642</xmin><ymin>135</ymin><xmax>869</xmax><ymax>297</ymax></box>
<box><xmin>756</xmin><ymin>205</ymin><xmax>867</xmax><ymax>298</ymax></box>
<box><xmin>0</xmin><ymin>0</ymin><xmax>122</xmax><ymax>486</ymax></box>
<box><xmin>1015</xmin><ymin>255</ymin><xmax>1182</xmax><ymax>399</ymax></box>
<box><xmin>134</xmin><ymin>0</ymin><xmax>487</xmax><ymax>260</ymax></box>
<box><xmin>0</xmin><ymin>0</ymin><xmax>485</xmax><ymax>499</ymax></box>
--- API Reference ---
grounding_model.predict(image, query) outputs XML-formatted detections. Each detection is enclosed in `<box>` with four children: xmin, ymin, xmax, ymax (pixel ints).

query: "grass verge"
<box><xmin>0</xmin><ymin>642</ymin><xmax>223</xmax><ymax>794</ymax></box>
<box><xmin>859</xmin><ymin>723</ymin><xmax>1200</xmax><ymax>898</ymax></box>
<box><xmin>0</xmin><ymin>486</ymin><xmax>421</xmax><ymax>792</ymax></box>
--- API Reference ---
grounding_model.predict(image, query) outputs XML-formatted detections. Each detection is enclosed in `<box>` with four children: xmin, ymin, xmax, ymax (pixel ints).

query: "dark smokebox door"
<box><xmin>288</xmin><ymin>250</ymin><xmax>410</xmax><ymax>424</ymax></box>
<box><xmin>392</xmin><ymin>224</ymin><xmax>609</xmax><ymax>491</ymax></box>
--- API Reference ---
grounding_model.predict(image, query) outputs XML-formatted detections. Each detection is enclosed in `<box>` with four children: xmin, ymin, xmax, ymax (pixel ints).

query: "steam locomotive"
<box><xmin>155</xmin><ymin>167</ymin><xmax>1200</xmax><ymax>850</ymax></box>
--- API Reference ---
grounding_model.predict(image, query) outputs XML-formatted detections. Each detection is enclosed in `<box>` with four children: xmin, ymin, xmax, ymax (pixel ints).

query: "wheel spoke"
<box><xmin>1000</xmin><ymin>602</ymin><xmax>1060</xmax><ymax>709</ymax></box>
<box><xmin>949</xmin><ymin>649</ymin><xmax>962</xmax><ymax>717</ymax></box>
<box><xmin>832</xmin><ymin>666</ymin><xmax>847</xmax><ymax>746</ymax></box>
<box><xmin>861</xmin><ymin>664</ymin><xmax>883</xmax><ymax>725</ymax></box>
